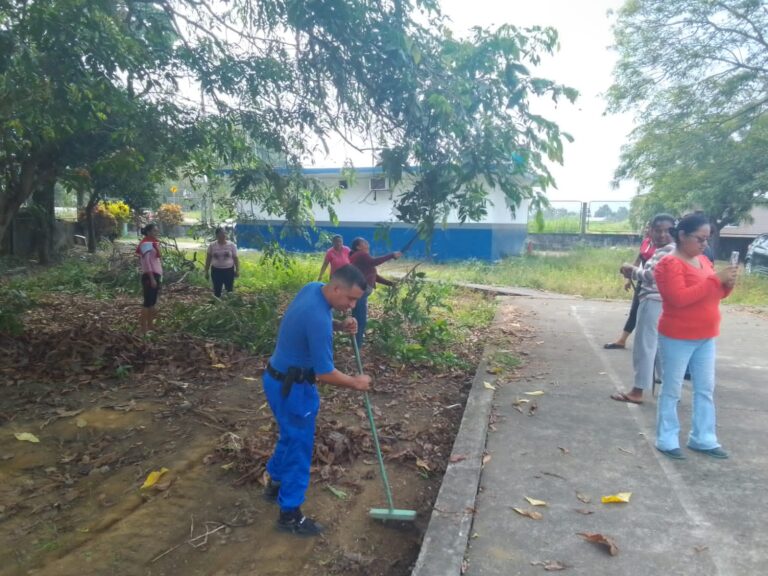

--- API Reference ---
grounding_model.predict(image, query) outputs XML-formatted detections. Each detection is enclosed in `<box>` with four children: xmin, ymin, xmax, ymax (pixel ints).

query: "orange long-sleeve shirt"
<box><xmin>654</xmin><ymin>254</ymin><xmax>732</xmax><ymax>340</ymax></box>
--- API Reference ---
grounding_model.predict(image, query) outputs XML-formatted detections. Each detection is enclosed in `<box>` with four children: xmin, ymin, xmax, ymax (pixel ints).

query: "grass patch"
<box><xmin>399</xmin><ymin>247</ymin><xmax>637</xmax><ymax>300</ymax></box>
<box><xmin>389</xmin><ymin>247</ymin><xmax>768</xmax><ymax>307</ymax></box>
<box><xmin>490</xmin><ymin>350</ymin><xmax>522</xmax><ymax>371</ymax></box>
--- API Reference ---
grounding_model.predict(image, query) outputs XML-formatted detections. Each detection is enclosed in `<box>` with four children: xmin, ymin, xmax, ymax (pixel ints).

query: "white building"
<box><xmin>236</xmin><ymin>167</ymin><xmax>530</xmax><ymax>261</ymax></box>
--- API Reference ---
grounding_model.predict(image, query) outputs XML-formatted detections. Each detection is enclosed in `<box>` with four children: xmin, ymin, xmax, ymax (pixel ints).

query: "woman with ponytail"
<box><xmin>348</xmin><ymin>237</ymin><xmax>401</xmax><ymax>348</ymax></box>
<box><xmin>653</xmin><ymin>213</ymin><xmax>737</xmax><ymax>459</ymax></box>
<box><xmin>136</xmin><ymin>223</ymin><xmax>163</xmax><ymax>335</ymax></box>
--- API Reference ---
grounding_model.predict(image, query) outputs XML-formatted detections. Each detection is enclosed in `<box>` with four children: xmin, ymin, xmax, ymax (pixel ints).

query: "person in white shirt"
<box><xmin>204</xmin><ymin>227</ymin><xmax>239</xmax><ymax>297</ymax></box>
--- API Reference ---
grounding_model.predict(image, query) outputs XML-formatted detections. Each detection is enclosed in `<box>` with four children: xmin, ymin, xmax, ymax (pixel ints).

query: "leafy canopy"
<box><xmin>609</xmin><ymin>0</ymin><xmax>768</xmax><ymax>231</ymax></box>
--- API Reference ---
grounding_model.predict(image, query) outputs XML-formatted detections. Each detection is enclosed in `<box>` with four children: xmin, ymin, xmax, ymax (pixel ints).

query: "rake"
<box><xmin>351</xmin><ymin>336</ymin><xmax>417</xmax><ymax>522</ymax></box>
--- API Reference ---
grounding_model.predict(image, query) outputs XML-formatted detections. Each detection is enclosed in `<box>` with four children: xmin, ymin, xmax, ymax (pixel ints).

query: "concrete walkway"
<box><xmin>466</xmin><ymin>298</ymin><xmax>768</xmax><ymax>576</ymax></box>
<box><xmin>462</xmin><ymin>296</ymin><xmax>768</xmax><ymax>576</ymax></box>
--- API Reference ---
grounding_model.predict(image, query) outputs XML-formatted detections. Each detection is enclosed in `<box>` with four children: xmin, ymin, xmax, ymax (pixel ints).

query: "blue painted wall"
<box><xmin>236</xmin><ymin>222</ymin><xmax>527</xmax><ymax>261</ymax></box>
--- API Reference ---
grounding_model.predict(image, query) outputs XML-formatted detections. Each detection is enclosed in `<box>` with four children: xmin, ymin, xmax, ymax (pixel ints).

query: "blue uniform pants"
<box><xmin>263</xmin><ymin>373</ymin><xmax>320</xmax><ymax>511</ymax></box>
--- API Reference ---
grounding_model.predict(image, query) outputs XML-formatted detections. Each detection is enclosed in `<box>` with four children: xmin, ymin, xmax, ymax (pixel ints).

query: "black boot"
<box><xmin>277</xmin><ymin>508</ymin><xmax>324</xmax><ymax>536</ymax></box>
<box><xmin>263</xmin><ymin>480</ymin><xmax>280</xmax><ymax>503</ymax></box>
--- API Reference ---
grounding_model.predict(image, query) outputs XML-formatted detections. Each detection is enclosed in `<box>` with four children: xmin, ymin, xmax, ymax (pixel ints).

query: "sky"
<box><xmin>324</xmin><ymin>0</ymin><xmax>637</xmax><ymax>203</ymax></box>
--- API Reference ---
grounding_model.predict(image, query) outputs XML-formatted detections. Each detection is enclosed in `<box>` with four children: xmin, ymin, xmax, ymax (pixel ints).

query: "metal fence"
<box><xmin>528</xmin><ymin>200</ymin><xmax>635</xmax><ymax>235</ymax></box>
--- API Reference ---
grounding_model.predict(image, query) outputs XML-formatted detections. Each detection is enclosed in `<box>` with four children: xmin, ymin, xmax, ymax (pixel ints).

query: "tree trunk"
<box><xmin>31</xmin><ymin>175</ymin><xmax>56</xmax><ymax>264</ymax></box>
<box><xmin>85</xmin><ymin>195</ymin><xmax>98</xmax><ymax>253</ymax></box>
<box><xmin>0</xmin><ymin>158</ymin><xmax>37</xmax><ymax>252</ymax></box>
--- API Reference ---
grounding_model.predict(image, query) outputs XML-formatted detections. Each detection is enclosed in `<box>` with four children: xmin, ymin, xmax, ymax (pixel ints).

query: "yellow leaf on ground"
<box><xmin>14</xmin><ymin>432</ymin><xmax>40</xmax><ymax>443</ymax></box>
<box><xmin>525</xmin><ymin>497</ymin><xmax>548</xmax><ymax>507</ymax></box>
<box><xmin>211</xmin><ymin>363</ymin><xmax>227</xmax><ymax>369</ymax></box>
<box><xmin>241</xmin><ymin>376</ymin><xmax>258</xmax><ymax>381</ymax></box>
<box><xmin>512</xmin><ymin>507</ymin><xmax>543</xmax><ymax>520</ymax></box>
<box><xmin>141</xmin><ymin>467</ymin><xmax>169</xmax><ymax>489</ymax></box>
<box><xmin>524</xmin><ymin>391</ymin><xmax>545</xmax><ymax>396</ymax></box>
<box><xmin>416</xmin><ymin>458</ymin><xmax>431</xmax><ymax>471</ymax></box>
<box><xmin>482</xmin><ymin>454</ymin><xmax>492</xmax><ymax>466</ymax></box>
<box><xmin>76</xmin><ymin>418</ymin><xmax>87</xmax><ymax>428</ymax></box>
<box><xmin>601</xmin><ymin>492</ymin><xmax>632</xmax><ymax>504</ymax></box>
<box><xmin>483</xmin><ymin>381</ymin><xmax>497</xmax><ymax>390</ymax></box>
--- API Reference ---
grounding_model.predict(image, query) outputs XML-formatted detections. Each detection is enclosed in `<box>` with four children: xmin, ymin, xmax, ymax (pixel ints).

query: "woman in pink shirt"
<box><xmin>136</xmin><ymin>223</ymin><xmax>163</xmax><ymax>335</ymax></box>
<box><xmin>205</xmin><ymin>227</ymin><xmax>239</xmax><ymax>297</ymax></box>
<box><xmin>317</xmin><ymin>235</ymin><xmax>351</xmax><ymax>280</ymax></box>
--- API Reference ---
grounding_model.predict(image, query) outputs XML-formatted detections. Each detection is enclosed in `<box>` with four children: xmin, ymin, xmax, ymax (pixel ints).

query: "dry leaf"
<box><xmin>512</xmin><ymin>398</ymin><xmax>530</xmax><ymax>406</ymax></box>
<box><xmin>513</xmin><ymin>507</ymin><xmax>543</xmax><ymax>520</ymax></box>
<box><xmin>449</xmin><ymin>454</ymin><xmax>467</xmax><ymax>463</ymax></box>
<box><xmin>14</xmin><ymin>432</ymin><xmax>40</xmax><ymax>443</ymax></box>
<box><xmin>482</xmin><ymin>454</ymin><xmax>492</xmax><ymax>466</ymax></box>
<box><xmin>486</xmin><ymin>366</ymin><xmax>502</xmax><ymax>375</ymax></box>
<box><xmin>525</xmin><ymin>497</ymin><xmax>548</xmax><ymax>507</ymax></box>
<box><xmin>483</xmin><ymin>381</ymin><xmax>497</xmax><ymax>390</ymax></box>
<box><xmin>601</xmin><ymin>492</ymin><xmax>632</xmax><ymax>504</ymax></box>
<box><xmin>693</xmin><ymin>545</ymin><xmax>709</xmax><ymax>553</ymax></box>
<box><xmin>558</xmin><ymin>447</ymin><xmax>570</xmax><ymax>455</ymax></box>
<box><xmin>577</xmin><ymin>532</ymin><xmax>619</xmax><ymax>556</ymax></box>
<box><xmin>326</xmin><ymin>485</ymin><xmax>348</xmax><ymax>499</ymax></box>
<box><xmin>416</xmin><ymin>458</ymin><xmax>431</xmax><ymax>471</ymax></box>
<box><xmin>75</xmin><ymin>418</ymin><xmax>87</xmax><ymax>428</ymax></box>
<box><xmin>211</xmin><ymin>363</ymin><xmax>227</xmax><ymax>369</ymax></box>
<box><xmin>575</xmin><ymin>492</ymin><xmax>591</xmax><ymax>504</ymax></box>
<box><xmin>575</xmin><ymin>508</ymin><xmax>594</xmax><ymax>515</ymax></box>
<box><xmin>525</xmin><ymin>391</ymin><xmax>545</xmax><ymax>396</ymax></box>
<box><xmin>531</xmin><ymin>560</ymin><xmax>568</xmax><ymax>571</ymax></box>
<box><xmin>141</xmin><ymin>467</ymin><xmax>169</xmax><ymax>489</ymax></box>
<box><xmin>241</xmin><ymin>376</ymin><xmax>258</xmax><ymax>381</ymax></box>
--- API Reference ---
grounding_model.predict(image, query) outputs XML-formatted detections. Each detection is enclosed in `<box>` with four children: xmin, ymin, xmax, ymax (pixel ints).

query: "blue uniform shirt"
<box><xmin>269</xmin><ymin>282</ymin><xmax>335</xmax><ymax>376</ymax></box>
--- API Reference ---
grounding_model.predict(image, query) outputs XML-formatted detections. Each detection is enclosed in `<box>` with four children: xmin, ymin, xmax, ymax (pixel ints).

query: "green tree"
<box><xmin>609</xmin><ymin>0</ymin><xmax>768</xmax><ymax>244</ymax></box>
<box><xmin>594</xmin><ymin>204</ymin><xmax>613</xmax><ymax>218</ymax></box>
<box><xmin>608</xmin><ymin>0</ymin><xmax>768</xmax><ymax>129</ymax></box>
<box><xmin>380</xmin><ymin>24</ymin><xmax>577</xmax><ymax>239</ymax></box>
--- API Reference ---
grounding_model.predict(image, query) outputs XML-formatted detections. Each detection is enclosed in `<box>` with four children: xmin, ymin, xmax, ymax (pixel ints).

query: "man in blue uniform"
<box><xmin>262</xmin><ymin>264</ymin><xmax>371</xmax><ymax>536</ymax></box>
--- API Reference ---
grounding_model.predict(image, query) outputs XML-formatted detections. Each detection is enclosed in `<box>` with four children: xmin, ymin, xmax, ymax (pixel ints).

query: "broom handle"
<box><xmin>352</xmin><ymin>336</ymin><xmax>396</xmax><ymax>511</ymax></box>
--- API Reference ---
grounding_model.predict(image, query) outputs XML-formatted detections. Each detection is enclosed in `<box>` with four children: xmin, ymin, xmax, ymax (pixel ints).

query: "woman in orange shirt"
<box><xmin>653</xmin><ymin>213</ymin><xmax>737</xmax><ymax>460</ymax></box>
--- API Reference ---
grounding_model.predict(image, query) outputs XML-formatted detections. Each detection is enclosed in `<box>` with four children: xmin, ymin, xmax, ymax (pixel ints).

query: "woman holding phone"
<box><xmin>653</xmin><ymin>213</ymin><xmax>737</xmax><ymax>459</ymax></box>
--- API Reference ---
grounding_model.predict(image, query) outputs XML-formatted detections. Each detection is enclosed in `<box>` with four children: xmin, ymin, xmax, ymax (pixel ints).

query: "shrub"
<box><xmin>78</xmin><ymin>203</ymin><xmax>118</xmax><ymax>240</ymax></box>
<box><xmin>0</xmin><ymin>288</ymin><xmax>33</xmax><ymax>335</ymax></box>
<box><xmin>104</xmin><ymin>200</ymin><xmax>131</xmax><ymax>225</ymax></box>
<box><xmin>166</xmin><ymin>292</ymin><xmax>281</xmax><ymax>354</ymax></box>
<box><xmin>368</xmin><ymin>268</ymin><xmax>456</xmax><ymax>365</ymax></box>
<box><xmin>157</xmin><ymin>203</ymin><xmax>184</xmax><ymax>228</ymax></box>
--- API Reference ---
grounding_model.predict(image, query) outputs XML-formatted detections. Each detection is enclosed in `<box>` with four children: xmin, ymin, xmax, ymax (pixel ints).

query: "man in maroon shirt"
<box><xmin>348</xmin><ymin>237</ymin><xmax>401</xmax><ymax>347</ymax></box>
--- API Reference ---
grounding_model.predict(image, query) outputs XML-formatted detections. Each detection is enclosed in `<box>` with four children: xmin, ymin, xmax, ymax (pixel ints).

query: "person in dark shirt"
<box><xmin>348</xmin><ymin>237</ymin><xmax>401</xmax><ymax>348</ymax></box>
<box><xmin>262</xmin><ymin>265</ymin><xmax>371</xmax><ymax>535</ymax></box>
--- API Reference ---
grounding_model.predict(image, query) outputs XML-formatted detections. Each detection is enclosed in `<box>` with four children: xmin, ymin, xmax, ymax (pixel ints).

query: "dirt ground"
<box><xmin>0</xmin><ymin>284</ymin><xmax>495</xmax><ymax>576</ymax></box>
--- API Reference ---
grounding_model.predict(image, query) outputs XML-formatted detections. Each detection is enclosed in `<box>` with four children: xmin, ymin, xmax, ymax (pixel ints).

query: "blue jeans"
<box><xmin>352</xmin><ymin>289</ymin><xmax>370</xmax><ymax>348</ymax></box>
<box><xmin>263</xmin><ymin>373</ymin><xmax>320</xmax><ymax>511</ymax></box>
<box><xmin>656</xmin><ymin>335</ymin><xmax>720</xmax><ymax>452</ymax></box>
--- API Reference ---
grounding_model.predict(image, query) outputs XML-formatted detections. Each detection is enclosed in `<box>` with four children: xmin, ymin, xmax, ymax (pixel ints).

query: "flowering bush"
<box><xmin>78</xmin><ymin>203</ymin><xmax>118</xmax><ymax>239</ymax></box>
<box><xmin>105</xmin><ymin>200</ymin><xmax>131</xmax><ymax>225</ymax></box>
<box><xmin>157</xmin><ymin>203</ymin><xmax>184</xmax><ymax>227</ymax></box>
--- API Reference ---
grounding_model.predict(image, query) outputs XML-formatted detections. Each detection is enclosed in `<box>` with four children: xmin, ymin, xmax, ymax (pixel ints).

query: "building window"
<box><xmin>369</xmin><ymin>177</ymin><xmax>387</xmax><ymax>191</ymax></box>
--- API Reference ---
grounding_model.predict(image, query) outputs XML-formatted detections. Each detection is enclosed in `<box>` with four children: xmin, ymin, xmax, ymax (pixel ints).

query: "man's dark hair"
<box><xmin>650</xmin><ymin>213</ymin><xmax>675</xmax><ymax>228</ymax></box>
<box><xmin>331</xmin><ymin>264</ymin><xmax>367</xmax><ymax>291</ymax></box>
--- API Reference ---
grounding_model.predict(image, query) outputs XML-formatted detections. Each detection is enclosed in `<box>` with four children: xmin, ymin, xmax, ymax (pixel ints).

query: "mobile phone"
<box><xmin>730</xmin><ymin>251</ymin><xmax>739</xmax><ymax>266</ymax></box>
